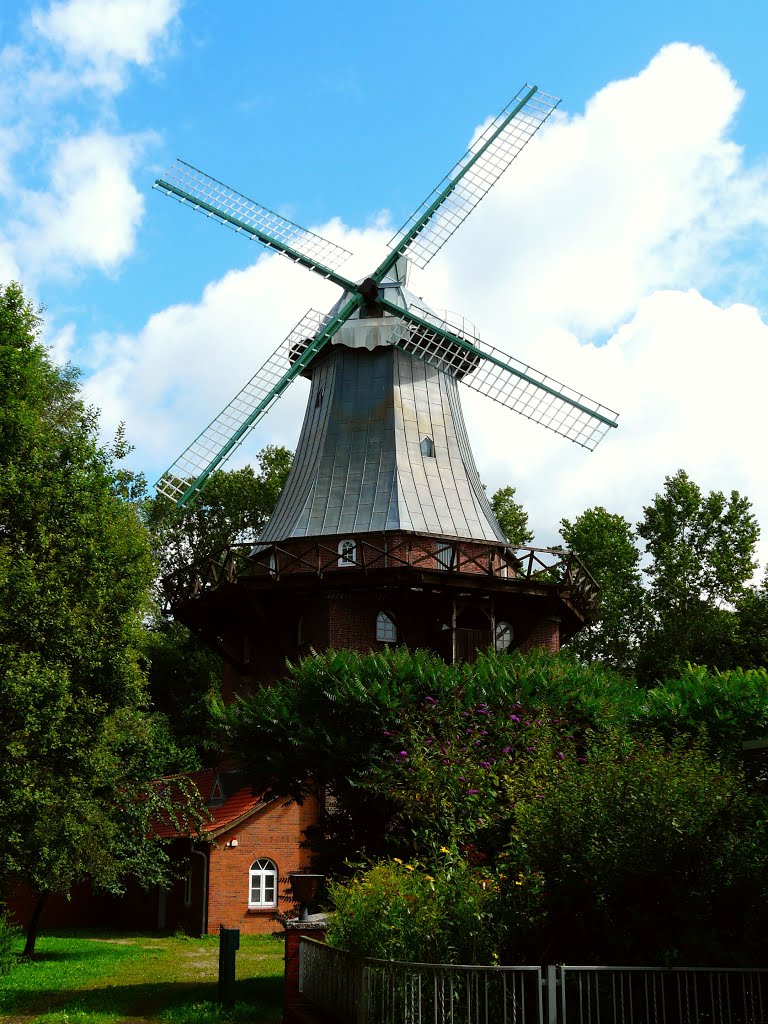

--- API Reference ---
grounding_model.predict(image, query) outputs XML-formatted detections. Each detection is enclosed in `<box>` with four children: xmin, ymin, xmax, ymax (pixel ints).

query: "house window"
<box><xmin>435</xmin><ymin>541</ymin><xmax>456</xmax><ymax>570</ymax></box>
<box><xmin>183</xmin><ymin>867</ymin><xmax>193</xmax><ymax>907</ymax></box>
<box><xmin>338</xmin><ymin>539</ymin><xmax>356</xmax><ymax>567</ymax></box>
<box><xmin>268</xmin><ymin>551</ymin><xmax>278</xmax><ymax>577</ymax></box>
<box><xmin>495</xmin><ymin>621</ymin><xmax>514</xmax><ymax>653</ymax></box>
<box><xmin>249</xmin><ymin>858</ymin><xmax>278</xmax><ymax>908</ymax></box>
<box><xmin>376</xmin><ymin>611</ymin><xmax>397</xmax><ymax>644</ymax></box>
<box><xmin>420</xmin><ymin>435</ymin><xmax>435</xmax><ymax>458</ymax></box>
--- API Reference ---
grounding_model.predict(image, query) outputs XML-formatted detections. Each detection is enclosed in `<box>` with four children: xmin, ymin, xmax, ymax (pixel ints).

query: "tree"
<box><xmin>490</xmin><ymin>486</ymin><xmax>533</xmax><ymax>546</ymax></box>
<box><xmin>141</xmin><ymin>447</ymin><xmax>293</xmax><ymax>585</ymax></box>
<box><xmin>636</xmin><ymin>470</ymin><xmax>759</xmax><ymax>683</ymax></box>
<box><xmin>560</xmin><ymin>507</ymin><xmax>647</xmax><ymax>673</ymax></box>
<box><xmin>734</xmin><ymin>567</ymin><xmax>768</xmax><ymax>669</ymax></box>
<box><xmin>0</xmin><ymin>282</ymin><xmax>199</xmax><ymax>954</ymax></box>
<box><xmin>139</xmin><ymin>450</ymin><xmax>293</xmax><ymax>763</ymax></box>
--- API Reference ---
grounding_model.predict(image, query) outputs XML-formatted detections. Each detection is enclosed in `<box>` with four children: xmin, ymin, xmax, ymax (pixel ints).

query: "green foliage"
<box><xmin>141</xmin><ymin>618</ymin><xmax>222</xmax><ymax>767</ymax></box>
<box><xmin>0</xmin><ymin>282</ymin><xmax>202</xmax><ymax>950</ymax></box>
<box><xmin>636</xmin><ymin>469</ymin><xmax>760</xmax><ymax>683</ymax></box>
<box><xmin>225</xmin><ymin>648</ymin><xmax>638</xmax><ymax>866</ymax></box>
<box><xmin>639</xmin><ymin>664</ymin><xmax>768</xmax><ymax>758</ymax></box>
<box><xmin>490</xmin><ymin>486</ymin><xmax>533</xmax><ymax>545</ymax></box>
<box><xmin>250</xmin><ymin>648</ymin><xmax>768</xmax><ymax>965</ymax></box>
<box><xmin>142</xmin><ymin>446</ymin><xmax>293</xmax><ymax>584</ymax></box>
<box><xmin>560</xmin><ymin>507</ymin><xmax>647</xmax><ymax>673</ymax></box>
<box><xmin>502</xmin><ymin>731</ymin><xmax>768</xmax><ymax>964</ymax></box>
<box><xmin>327</xmin><ymin>851</ymin><xmax>500</xmax><ymax>964</ymax></box>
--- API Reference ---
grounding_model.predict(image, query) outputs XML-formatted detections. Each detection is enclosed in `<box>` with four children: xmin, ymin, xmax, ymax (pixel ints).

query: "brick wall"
<box><xmin>206</xmin><ymin>795</ymin><xmax>319</xmax><ymax>935</ymax></box>
<box><xmin>516</xmin><ymin>617</ymin><xmax>561</xmax><ymax>653</ymax></box>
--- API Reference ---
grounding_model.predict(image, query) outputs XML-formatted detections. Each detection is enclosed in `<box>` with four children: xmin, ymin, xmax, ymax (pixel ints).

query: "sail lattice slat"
<box><xmin>155</xmin><ymin>160</ymin><xmax>353</xmax><ymax>272</ymax></box>
<box><xmin>390</xmin><ymin>87</ymin><xmax>559</xmax><ymax>269</ymax></box>
<box><xmin>156</xmin><ymin>309</ymin><xmax>332</xmax><ymax>503</ymax></box>
<box><xmin>388</xmin><ymin>300</ymin><xmax>618</xmax><ymax>451</ymax></box>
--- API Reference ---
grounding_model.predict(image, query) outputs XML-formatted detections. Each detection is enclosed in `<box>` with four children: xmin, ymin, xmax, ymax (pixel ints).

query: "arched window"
<box><xmin>268</xmin><ymin>551</ymin><xmax>278</xmax><ymax>577</ymax></box>
<box><xmin>249</xmin><ymin>858</ymin><xmax>278</xmax><ymax>908</ymax></box>
<box><xmin>338</xmin><ymin>538</ymin><xmax>357</xmax><ymax>567</ymax></box>
<box><xmin>376</xmin><ymin>611</ymin><xmax>397</xmax><ymax>644</ymax></box>
<box><xmin>495</xmin><ymin>621</ymin><xmax>514</xmax><ymax>653</ymax></box>
<box><xmin>420</xmin><ymin>435</ymin><xmax>435</xmax><ymax>458</ymax></box>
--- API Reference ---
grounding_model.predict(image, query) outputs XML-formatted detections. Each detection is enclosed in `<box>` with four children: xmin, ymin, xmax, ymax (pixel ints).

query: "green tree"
<box><xmin>0</xmin><ymin>282</ymin><xmax>200</xmax><ymax>954</ymax></box>
<box><xmin>734</xmin><ymin>567</ymin><xmax>768</xmax><ymax>669</ymax></box>
<box><xmin>560</xmin><ymin>507</ymin><xmax>647</xmax><ymax>673</ymax></box>
<box><xmin>636</xmin><ymin>470</ymin><xmax>759</xmax><ymax>683</ymax></box>
<box><xmin>490</xmin><ymin>486</ymin><xmax>533</xmax><ymax>546</ymax></box>
<box><xmin>140</xmin><ymin>450</ymin><xmax>293</xmax><ymax>763</ymax></box>
<box><xmin>142</xmin><ymin>447</ymin><xmax>293</xmax><ymax>585</ymax></box>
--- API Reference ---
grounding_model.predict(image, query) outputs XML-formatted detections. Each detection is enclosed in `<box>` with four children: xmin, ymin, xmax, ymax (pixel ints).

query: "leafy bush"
<box><xmin>639</xmin><ymin>664</ymin><xmax>768</xmax><ymax>758</ymax></box>
<box><xmin>327</xmin><ymin>850</ymin><xmax>500</xmax><ymax>964</ymax></box>
<box><xmin>501</xmin><ymin>731</ymin><xmax>768</xmax><ymax>964</ymax></box>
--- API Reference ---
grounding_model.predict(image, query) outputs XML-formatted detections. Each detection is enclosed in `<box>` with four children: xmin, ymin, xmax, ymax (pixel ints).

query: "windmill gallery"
<box><xmin>21</xmin><ymin>85</ymin><xmax>620</xmax><ymax>936</ymax></box>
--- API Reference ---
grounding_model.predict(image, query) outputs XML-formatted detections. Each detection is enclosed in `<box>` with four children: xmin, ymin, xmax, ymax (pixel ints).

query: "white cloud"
<box><xmin>30</xmin><ymin>0</ymin><xmax>180</xmax><ymax>91</ymax></box>
<box><xmin>9</xmin><ymin>130</ymin><xmax>148</xmax><ymax>277</ymax></box>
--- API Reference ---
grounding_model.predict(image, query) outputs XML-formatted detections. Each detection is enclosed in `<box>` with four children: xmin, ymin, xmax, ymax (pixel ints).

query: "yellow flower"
<box><xmin>440</xmin><ymin>846</ymin><xmax>450</xmax><ymax>854</ymax></box>
<box><xmin>425</xmin><ymin>874</ymin><xmax>435</xmax><ymax>882</ymax></box>
<box><xmin>406</xmin><ymin>864</ymin><xmax>415</xmax><ymax>871</ymax></box>
<box><xmin>393</xmin><ymin>857</ymin><xmax>403</xmax><ymax>864</ymax></box>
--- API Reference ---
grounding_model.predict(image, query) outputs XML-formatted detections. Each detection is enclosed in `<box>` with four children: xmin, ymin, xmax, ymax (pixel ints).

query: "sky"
<box><xmin>2</xmin><ymin>0</ymin><xmax>768</xmax><ymax>567</ymax></box>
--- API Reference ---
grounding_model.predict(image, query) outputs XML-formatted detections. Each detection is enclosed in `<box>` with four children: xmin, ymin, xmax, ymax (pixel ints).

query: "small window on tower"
<box><xmin>420</xmin><ymin>435</ymin><xmax>435</xmax><ymax>458</ymax></box>
<box><xmin>376</xmin><ymin>611</ymin><xmax>397</xmax><ymax>644</ymax></box>
<box><xmin>315</xmin><ymin>385</ymin><xmax>324</xmax><ymax>409</ymax></box>
<box><xmin>338</xmin><ymin>539</ymin><xmax>356</xmax><ymax>566</ymax></box>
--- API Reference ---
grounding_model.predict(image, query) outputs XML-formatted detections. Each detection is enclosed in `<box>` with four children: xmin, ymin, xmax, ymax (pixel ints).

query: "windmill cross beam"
<box><xmin>153</xmin><ymin>83</ymin><xmax>618</xmax><ymax>508</ymax></box>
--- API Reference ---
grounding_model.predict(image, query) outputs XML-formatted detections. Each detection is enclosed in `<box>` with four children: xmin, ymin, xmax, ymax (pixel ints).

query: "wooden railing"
<box><xmin>162</xmin><ymin>536</ymin><xmax>598</xmax><ymax>621</ymax></box>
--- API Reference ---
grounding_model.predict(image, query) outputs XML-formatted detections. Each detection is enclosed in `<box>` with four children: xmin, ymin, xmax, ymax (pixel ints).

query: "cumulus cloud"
<box><xmin>9</xmin><ymin>130</ymin><xmax>148</xmax><ymax>277</ymax></box>
<box><xmin>30</xmin><ymin>0</ymin><xmax>180</xmax><ymax>92</ymax></box>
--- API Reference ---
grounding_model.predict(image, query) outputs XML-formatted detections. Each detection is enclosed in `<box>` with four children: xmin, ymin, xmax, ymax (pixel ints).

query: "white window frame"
<box><xmin>495</xmin><ymin>621</ymin><xmax>514</xmax><ymax>652</ymax></box>
<box><xmin>376</xmin><ymin>611</ymin><xmax>397</xmax><ymax>644</ymax></box>
<box><xmin>249</xmin><ymin>858</ymin><xmax>278</xmax><ymax>909</ymax></box>
<box><xmin>420</xmin><ymin>435</ymin><xmax>435</xmax><ymax>458</ymax></box>
<box><xmin>338</xmin><ymin>538</ymin><xmax>357</xmax><ymax>567</ymax></box>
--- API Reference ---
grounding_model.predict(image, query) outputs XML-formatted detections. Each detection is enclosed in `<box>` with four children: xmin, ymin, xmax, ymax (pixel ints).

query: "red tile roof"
<box><xmin>153</xmin><ymin>768</ymin><xmax>266</xmax><ymax>840</ymax></box>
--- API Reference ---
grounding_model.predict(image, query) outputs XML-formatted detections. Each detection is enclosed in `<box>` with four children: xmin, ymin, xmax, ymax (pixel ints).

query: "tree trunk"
<box><xmin>23</xmin><ymin>893</ymin><xmax>48</xmax><ymax>957</ymax></box>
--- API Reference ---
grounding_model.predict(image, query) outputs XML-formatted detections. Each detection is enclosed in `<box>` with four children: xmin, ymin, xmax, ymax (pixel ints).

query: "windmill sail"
<box><xmin>156</xmin><ymin>308</ymin><xmax>334</xmax><ymax>505</ymax></box>
<box><xmin>383</xmin><ymin>297</ymin><xmax>618</xmax><ymax>451</ymax></box>
<box><xmin>387</xmin><ymin>85</ymin><xmax>559</xmax><ymax>270</ymax></box>
<box><xmin>155</xmin><ymin>160</ymin><xmax>355</xmax><ymax>283</ymax></box>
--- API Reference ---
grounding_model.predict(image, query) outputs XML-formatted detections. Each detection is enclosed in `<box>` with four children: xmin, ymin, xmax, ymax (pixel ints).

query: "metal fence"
<box><xmin>299</xmin><ymin>939</ymin><xmax>768</xmax><ymax>1024</ymax></box>
<box><xmin>557</xmin><ymin>965</ymin><xmax>768</xmax><ymax>1024</ymax></box>
<box><xmin>300</xmin><ymin>938</ymin><xmax>543</xmax><ymax>1023</ymax></box>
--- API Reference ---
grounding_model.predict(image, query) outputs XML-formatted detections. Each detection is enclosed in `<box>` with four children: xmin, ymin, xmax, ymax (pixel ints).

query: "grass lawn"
<box><xmin>0</xmin><ymin>930</ymin><xmax>284</xmax><ymax>1024</ymax></box>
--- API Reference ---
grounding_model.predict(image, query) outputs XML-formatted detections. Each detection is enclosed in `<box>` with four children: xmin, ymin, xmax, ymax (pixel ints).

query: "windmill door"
<box><xmin>455</xmin><ymin>627</ymin><xmax>493</xmax><ymax>662</ymax></box>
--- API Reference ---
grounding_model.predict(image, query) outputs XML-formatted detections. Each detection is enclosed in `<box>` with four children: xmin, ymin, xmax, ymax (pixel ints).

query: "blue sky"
<box><xmin>2</xmin><ymin>0</ymin><xmax>768</xmax><ymax>562</ymax></box>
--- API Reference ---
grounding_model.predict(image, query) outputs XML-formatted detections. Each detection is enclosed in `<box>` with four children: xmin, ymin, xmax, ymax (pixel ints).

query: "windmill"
<box><xmin>155</xmin><ymin>84</ymin><xmax>615</xmax><ymax>672</ymax></box>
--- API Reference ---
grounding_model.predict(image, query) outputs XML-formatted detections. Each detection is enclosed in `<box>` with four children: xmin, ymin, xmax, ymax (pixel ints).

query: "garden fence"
<box><xmin>299</xmin><ymin>938</ymin><xmax>768</xmax><ymax>1024</ymax></box>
